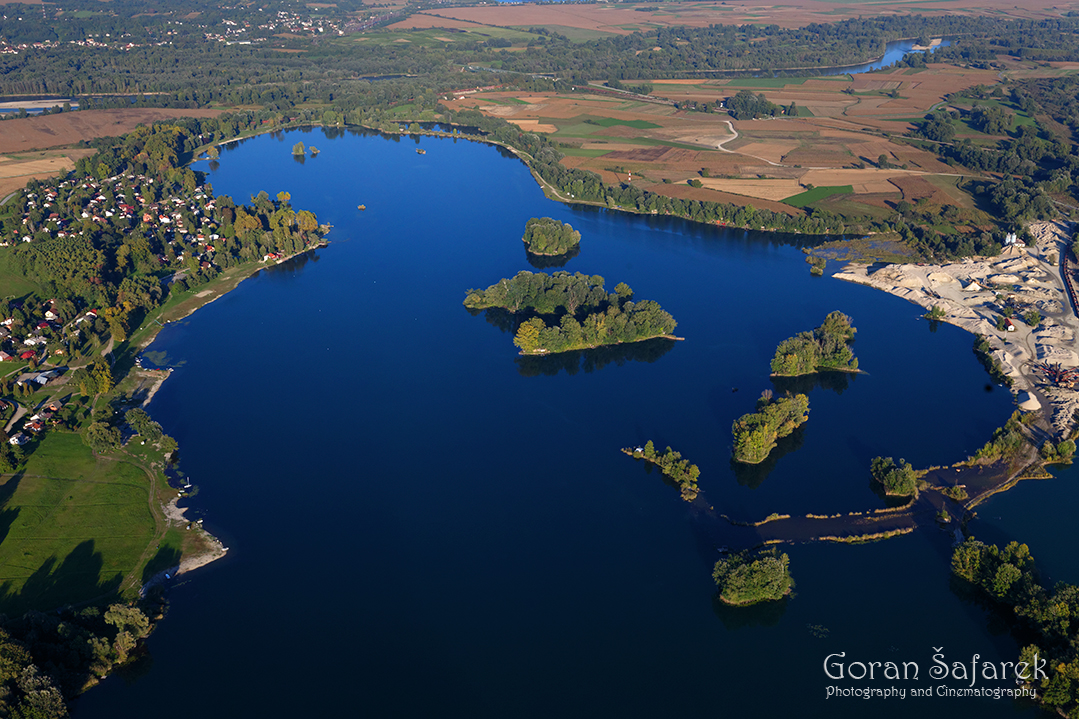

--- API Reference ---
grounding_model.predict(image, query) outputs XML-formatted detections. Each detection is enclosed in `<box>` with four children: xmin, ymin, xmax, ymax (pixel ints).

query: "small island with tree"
<box><xmin>770</xmin><ymin>311</ymin><xmax>858</xmax><ymax>376</ymax></box>
<box><xmin>732</xmin><ymin>390</ymin><xmax>810</xmax><ymax>464</ymax></box>
<box><xmin>713</xmin><ymin>548</ymin><xmax>793</xmax><ymax>606</ymax></box>
<box><xmin>623</xmin><ymin>441</ymin><xmax>701</xmax><ymax>501</ymax></box>
<box><xmin>522</xmin><ymin>217</ymin><xmax>581</xmax><ymax>257</ymax></box>
<box><xmin>870</xmin><ymin>456</ymin><xmax>920</xmax><ymax>496</ymax></box>
<box><xmin>463</xmin><ymin>271</ymin><xmax>680</xmax><ymax>355</ymax></box>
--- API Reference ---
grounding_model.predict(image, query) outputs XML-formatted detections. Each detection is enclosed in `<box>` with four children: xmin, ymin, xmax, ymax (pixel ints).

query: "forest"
<box><xmin>0</xmin><ymin>600</ymin><xmax>160</xmax><ymax>719</ymax></box>
<box><xmin>463</xmin><ymin>271</ymin><xmax>678</xmax><ymax>355</ymax></box>
<box><xmin>952</xmin><ymin>538</ymin><xmax>1079</xmax><ymax>716</ymax></box>
<box><xmin>712</xmin><ymin>549</ymin><xmax>793</xmax><ymax>606</ymax></box>
<box><xmin>731</xmin><ymin>391</ymin><xmax>810</xmax><ymax>465</ymax></box>
<box><xmin>770</xmin><ymin>312</ymin><xmax>858</xmax><ymax>376</ymax></box>
<box><xmin>521</xmin><ymin>217</ymin><xmax>580</xmax><ymax>257</ymax></box>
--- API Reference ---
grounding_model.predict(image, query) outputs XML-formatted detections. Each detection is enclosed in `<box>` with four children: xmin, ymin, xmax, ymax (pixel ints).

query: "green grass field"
<box><xmin>514</xmin><ymin>25</ymin><xmax>610</xmax><ymax>42</ymax></box>
<box><xmin>782</xmin><ymin>185</ymin><xmax>853</xmax><ymax>207</ymax></box>
<box><xmin>0</xmin><ymin>433</ymin><xmax>163</xmax><ymax>614</ymax></box>
<box><xmin>0</xmin><ymin>249</ymin><xmax>43</xmax><ymax>298</ymax></box>
<box><xmin>590</xmin><ymin>117</ymin><xmax>662</xmax><ymax>130</ymax></box>
<box><xmin>348</xmin><ymin>26</ymin><xmax>538</xmax><ymax>48</ymax></box>
<box><xmin>560</xmin><ymin>148</ymin><xmax>612</xmax><ymax>157</ymax></box>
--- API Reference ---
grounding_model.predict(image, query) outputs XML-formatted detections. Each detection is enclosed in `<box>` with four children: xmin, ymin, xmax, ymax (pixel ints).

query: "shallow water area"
<box><xmin>70</xmin><ymin>127</ymin><xmax>1044</xmax><ymax>719</ymax></box>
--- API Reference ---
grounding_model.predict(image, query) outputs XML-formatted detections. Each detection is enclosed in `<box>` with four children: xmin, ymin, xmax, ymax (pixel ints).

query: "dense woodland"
<box><xmin>521</xmin><ymin>217</ymin><xmax>580</xmax><ymax>257</ymax></box>
<box><xmin>770</xmin><ymin>312</ymin><xmax>858</xmax><ymax>376</ymax></box>
<box><xmin>731</xmin><ymin>391</ymin><xmax>810</xmax><ymax>465</ymax></box>
<box><xmin>0</xmin><ymin>601</ymin><xmax>158</xmax><ymax>719</ymax></box>
<box><xmin>952</xmin><ymin>538</ymin><xmax>1079</xmax><ymax>715</ymax></box>
<box><xmin>712</xmin><ymin>549</ymin><xmax>793</xmax><ymax>606</ymax></box>
<box><xmin>869</xmin><ymin>456</ymin><xmax>918</xmax><ymax>496</ymax></box>
<box><xmin>463</xmin><ymin>271</ymin><xmax>677</xmax><ymax>354</ymax></box>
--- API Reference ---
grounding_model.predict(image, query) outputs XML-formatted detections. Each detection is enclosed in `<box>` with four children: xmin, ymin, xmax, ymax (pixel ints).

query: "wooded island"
<box><xmin>771</xmin><ymin>311</ymin><xmax>859</xmax><ymax>376</ymax></box>
<box><xmin>732</xmin><ymin>391</ymin><xmax>811</xmax><ymax>464</ymax></box>
<box><xmin>713</xmin><ymin>548</ymin><xmax>794</xmax><ymax>606</ymax></box>
<box><xmin>624</xmin><ymin>441</ymin><xmax>701</xmax><ymax>501</ymax></box>
<box><xmin>522</xmin><ymin>217</ymin><xmax>581</xmax><ymax>257</ymax></box>
<box><xmin>464</xmin><ymin>271</ymin><xmax>679</xmax><ymax>355</ymax></box>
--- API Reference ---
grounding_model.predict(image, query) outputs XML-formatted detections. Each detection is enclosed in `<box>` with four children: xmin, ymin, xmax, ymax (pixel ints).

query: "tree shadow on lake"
<box><xmin>525</xmin><ymin>245</ymin><xmax>579</xmax><ymax>269</ymax></box>
<box><xmin>770</xmin><ymin>370</ymin><xmax>856</xmax><ymax>397</ymax></box>
<box><xmin>948</xmin><ymin>574</ymin><xmax>1022</xmax><ymax>639</ymax></box>
<box><xmin>516</xmin><ymin>338</ymin><xmax>677</xmax><ymax>377</ymax></box>
<box><xmin>467</xmin><ymin>307</ymin><xmax>518</xmax><ymax>335</ymax></box>
<box><xmin>712</xmin><ymin>592</ymin><xmax>790</xmax><ymax>630</ymax></box>
<box><xmin>0</xmin><ymin>540</ymin><xmax>122</xmax><ymax>616</ymax></box>
<box><xmin>260</xmin><ymin>248</ymin><xmax>320</xmax><ymax>277</ymax></box>
<box><xmin>730</xmin><ymin>425</ymin><xmax>807</xmax><ymax>490</ymax></box>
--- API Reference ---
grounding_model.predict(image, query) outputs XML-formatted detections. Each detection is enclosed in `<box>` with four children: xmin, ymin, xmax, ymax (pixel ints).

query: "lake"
<box><xmin>72</xmin><ymin>127</ymin><xmax>1056</xmax><ymax>718</ymax></box>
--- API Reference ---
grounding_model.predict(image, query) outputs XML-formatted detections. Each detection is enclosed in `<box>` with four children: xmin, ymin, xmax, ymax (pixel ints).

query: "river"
<box><xmin>71</xmin><ymin>126</ymin><xmax>1058</xmax><ymax>718</ymax></box>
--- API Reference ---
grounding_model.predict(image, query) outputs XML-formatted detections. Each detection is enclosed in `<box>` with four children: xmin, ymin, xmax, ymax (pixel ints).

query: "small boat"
<box><xmin>357</xmin><ymin>204</ymin><xmax>366</xmax><ymax>211</ymax></box>
<box><xmin>416</xmin><ymin>149</ymin><xmax>426</xmax><ymax>155</ymax></box>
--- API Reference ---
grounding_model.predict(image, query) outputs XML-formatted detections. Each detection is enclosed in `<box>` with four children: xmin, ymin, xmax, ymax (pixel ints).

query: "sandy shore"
<box><xmin>163</xmin><ymin>497</ymin><xmax>229</xmax><ymax>574</ymax></box>
<box><xmin>833</xmin><ymin>221</ymin><xmax>1079</xmax><ymax>435</ymax></box>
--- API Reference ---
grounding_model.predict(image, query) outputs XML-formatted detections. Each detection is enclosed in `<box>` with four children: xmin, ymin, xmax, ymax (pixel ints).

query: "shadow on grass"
<box><xmin>0</xmin><ymin>540</ymin><xmax>122</xmax><ymax>616</ymax></box>
<box><xmin>0</xmin><ymin>472</ymin><xmax>23</xmax><ymax>548</ymax></box>
<box><xmin>141</xmin><ymin>545</ymin><xmax>182</xmax><ymax>585</ymax></box>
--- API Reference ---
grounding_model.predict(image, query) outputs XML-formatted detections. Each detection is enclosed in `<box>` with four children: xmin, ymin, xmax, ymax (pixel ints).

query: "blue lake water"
<box><xmin>821</xmin><ymin>38</ymin><xmax>952</xmax><ymax>76</ymax></box>
<box><xmin>71</xmin><ymin>127</ymin><xmax>1056</xmax><ymax>718</ymax></box>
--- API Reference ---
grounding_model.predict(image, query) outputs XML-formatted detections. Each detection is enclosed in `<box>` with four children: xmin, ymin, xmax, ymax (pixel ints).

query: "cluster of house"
<box><xmin>204</xmin><ymin>9</ymin><xmax>344</xmax><ymax>43</ymax></box>
<box><xmin>7</xmin><ymin>396</ymin><xmax>63</xmax><ymax>447</ymax></box>
<box><xmin>0</xmin><ymin>303</ymin><xmax>99</xmax><ymax>362</ymax></box>
<box><xmin>4</xmin><ymin>174</ymin><xmax>222</xmax><ymax>270</ymax></box>
<box><xmin>0</xmin><ymin>36</ymin><xmax>168</xmax><ymax>56</ymax></box>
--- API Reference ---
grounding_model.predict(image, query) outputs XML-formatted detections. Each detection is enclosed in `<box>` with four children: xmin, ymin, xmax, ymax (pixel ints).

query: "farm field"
<box><xmin>0</xmin><ymin>107</ymin><xmax>226</xmax><ymax>154</ymax></box>
<box><xmin>398</xmin><ymin>0</ymin><xmax>1079</xmax><ymax>35</ymax></box>
<box><xmin>444</xmin><ymin>60</ymin><xmax>1066</xmax><ymax>218</ymax></box>
<box><xmin>0</xmin><ymin>149</ymin><xmax>95</xmax><ymax>199</ymax></box>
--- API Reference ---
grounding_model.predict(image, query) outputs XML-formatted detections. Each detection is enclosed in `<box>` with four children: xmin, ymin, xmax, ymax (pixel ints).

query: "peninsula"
<box><xmin>463</xmin><ymin>271</ymin><xmax>680</xmax><ymax>355</ymax></box>
<box><xmin>622</xmin><ymin>441</ymin><xmax>701</xmax><ymax>501</ymax></box>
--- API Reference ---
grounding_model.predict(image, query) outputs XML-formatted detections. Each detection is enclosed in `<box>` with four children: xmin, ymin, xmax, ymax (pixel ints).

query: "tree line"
<box><xmin>952</xmin><ymin>537</ymin><xmax>1079</xmax><ymax>716</ymax></box>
